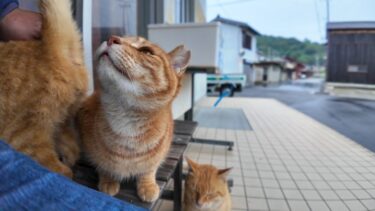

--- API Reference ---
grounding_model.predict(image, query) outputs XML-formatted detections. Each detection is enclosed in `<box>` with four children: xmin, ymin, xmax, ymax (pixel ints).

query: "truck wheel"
<box><xmin>220</xmin><ymin>85</ymin><xmax>234</xmax><ymax>97</ymax></box>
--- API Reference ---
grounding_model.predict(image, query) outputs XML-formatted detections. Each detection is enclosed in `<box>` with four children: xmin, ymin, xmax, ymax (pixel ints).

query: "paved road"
<box><xmin>236</xmin><ymin>79</ymin><xmax>375</xmax><ymax>152</ymax></box>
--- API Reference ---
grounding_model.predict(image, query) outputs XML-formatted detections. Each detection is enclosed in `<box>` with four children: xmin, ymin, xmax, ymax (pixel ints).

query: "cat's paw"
<box><xmin>51</xmin><ymin>162</ymin><xmax>73</xmax><ymax>178</ymax></box>
<box><xmin>58</xmin><ymin>149</ymin><xmax>79</xmax><ymax>167</ymax></box>
<box><xmin>99</xmin><ymin>180</ymin><xmax>120</xmax><ymax>196</ymax></box>
<box><xmin>56</xmin><ymin>133</ymin><xmax>80</xmax><ymax>167</ymax></box>
<box><xmin>137</xmin><ymin>182</ymin><xmax>160</xmax><ymax>202</ymax></box>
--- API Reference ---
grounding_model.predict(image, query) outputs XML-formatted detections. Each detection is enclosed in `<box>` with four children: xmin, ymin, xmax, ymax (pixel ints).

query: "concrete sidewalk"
<box><xmin>156</xmin><ymin>97</ymin><xmax>375</xmax><ymax>211</ymax></box>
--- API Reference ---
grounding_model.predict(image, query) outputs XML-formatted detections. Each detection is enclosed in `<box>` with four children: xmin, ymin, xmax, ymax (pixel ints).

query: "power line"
<box><xmin>326</xmin><ymin>0</ymin><xmax>331</xmax><ymax>22</ymax></box>
<box><xmin>209</xmin><ymin>0</ymin><xmax>257</xmax><ymax>7</ymax></box>
<box><xmin>313</xmin><ymin>0</ymin><xmax>324</xmax><ymax>42</ymax></box>
<box><xmin>217</xmin><ymin>0</ymin><xmax>230</xmax><ymax>15</ymax></box>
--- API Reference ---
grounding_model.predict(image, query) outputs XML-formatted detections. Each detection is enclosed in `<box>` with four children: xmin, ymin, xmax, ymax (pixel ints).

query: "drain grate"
<box><xmin>194</xmin><ymin>108</ymin><xmax>252</xmax><ymax>130</ymax></box>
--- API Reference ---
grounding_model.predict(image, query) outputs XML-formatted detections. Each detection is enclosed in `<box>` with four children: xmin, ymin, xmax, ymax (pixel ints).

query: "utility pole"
<box><xmin>326</xmin><ymin>0</ymin><xmax>330</xmax><ymax>23</ymax></box>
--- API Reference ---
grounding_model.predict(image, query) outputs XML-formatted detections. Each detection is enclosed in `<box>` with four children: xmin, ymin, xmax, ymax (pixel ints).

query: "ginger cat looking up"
<box><xmin>0</xmin><ymin>0</ymin><xmax>87</xmax><ymax>177</ymax></box>
<box><xmin>78</xmin><ymin>35</ymin><xmax>190</xmax><ymax>202</ymax></box>
<box><xmin>184</xmin><ymin>158</ymin><xmax>232</xmax><ymax>211</ymax></box>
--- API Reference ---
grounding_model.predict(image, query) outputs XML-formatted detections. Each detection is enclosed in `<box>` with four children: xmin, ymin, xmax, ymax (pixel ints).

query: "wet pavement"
<box><xmin>236</xmin><ymin>79</ymin><xmax>375</xmax><ymax>152</ymax></box>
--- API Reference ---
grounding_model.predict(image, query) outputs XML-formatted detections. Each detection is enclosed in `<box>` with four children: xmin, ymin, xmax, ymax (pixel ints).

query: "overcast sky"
<box><xmin>207</xmin><ymin>0</ymin><xmax>375</xmax><ymax>43</ymax></box>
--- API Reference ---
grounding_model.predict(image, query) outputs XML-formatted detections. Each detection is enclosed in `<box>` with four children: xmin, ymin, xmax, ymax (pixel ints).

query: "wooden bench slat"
<box><xmin>174</xmin><ymin>120</ymin><xmax>198</xmax><ymax>136</ymax></box>
<box><xmin>157</xmin><ymin>158</ymin><xmax>178</xmax><ymax>181</ymax></box>
<box><xmin>167</xmin><ymin>144</ymin><xmax>186</xmax><ymax>160</ymax></box>
<box><xmin>173</xmin><ymin>134</ymin><xmax>191</xmax><ymax>145</ymax></box>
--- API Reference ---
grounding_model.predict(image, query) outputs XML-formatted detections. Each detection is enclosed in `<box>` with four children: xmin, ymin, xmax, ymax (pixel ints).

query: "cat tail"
<box><xmin>40</xmin><ymin>0</ymin><xmax>84</xmax><ymax>64</ymax></box>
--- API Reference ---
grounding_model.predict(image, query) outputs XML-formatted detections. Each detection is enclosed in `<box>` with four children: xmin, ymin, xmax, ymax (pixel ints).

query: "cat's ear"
<box><xmin>217</xmin><ymin>168</ymin><xmax>232</xmax><ymax>180</ymax></box>
<box><xmin>186</xmin><ymin>157</ymin><xmax>199</xmax><ymax>173</ymax></box>
<box><xmin>169</xmin><ymin>45</ymin><xmax>191</xmax><ymax>77</ymax></box>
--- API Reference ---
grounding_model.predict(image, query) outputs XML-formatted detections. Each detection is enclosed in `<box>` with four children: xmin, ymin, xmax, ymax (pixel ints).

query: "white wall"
<box><xmin>218</xmin><ymin>24</ymin><xmax>258</xmax><ymax>75</ymax></box>
<box><xmin>194</xmin><ymin>73</ymin><xmax>207</xmax><ymax>103</ymax></box>
<box><xmin>243</xmin><ymin>36</ymin><xmax>258</xmax><ymax>61</ymax></box>
<box><xmin>219</xmin><ymin>24</ymin><xmax>243</xmax><ymax>74</ymax></box>
<box><xmin>149</xmin><ymin>24</ymin><xmax>217</xmax><ymax>118</ymax></box>
<box><xmin>172</xmin><ymin>74</ymin><xmax>192</xmax><ymax>119</ymax></box>
<box><xmin>149</xmin><ymin>23</ymin><xmax>220</xmax><ymax>68</ymax></box>
<box><xmin>241</xmin><ymin>35</ymin><xmax>258</xmax><ymax>72</ymax></box>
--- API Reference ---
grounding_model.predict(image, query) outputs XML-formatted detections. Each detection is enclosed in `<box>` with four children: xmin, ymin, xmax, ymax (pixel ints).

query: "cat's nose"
<box><xmin>108</xmin><ymin>36</ymin><xmax>121</xmax><ymax>46</ymax></box>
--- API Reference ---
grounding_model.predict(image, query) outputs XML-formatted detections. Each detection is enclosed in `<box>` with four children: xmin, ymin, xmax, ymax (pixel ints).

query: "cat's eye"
<box><xmin>138</xmin><ymin>46</ymin><xmax>154</xmax><ymax>55</ymax></box>
<box><xmin>207</xmin><ymin>193</ymin><xmax>217</xmax><ymax>199</ymax></box>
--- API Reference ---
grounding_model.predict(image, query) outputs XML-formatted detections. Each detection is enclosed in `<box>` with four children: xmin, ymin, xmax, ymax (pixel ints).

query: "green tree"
<box><xmin>257</xmin><ymin>35</ymin><xmax>326</xmax><ymax>66</ymax></box>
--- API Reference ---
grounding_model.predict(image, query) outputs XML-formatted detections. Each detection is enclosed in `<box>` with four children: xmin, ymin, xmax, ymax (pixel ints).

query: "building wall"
<box><xmin>75</xmin><ymin>0</ymin><xmax>208</xmax><ymax>119</ymax></box>
<box><xmin>241</xmin><ymin>35</ymin><xmax>257</xmax><ymax>83</ymax></box>
<box><xmin>268</xmin><ymin>66</ymin><xmax>282</xmax><ymax>83</ymax></box>
<box><xmin>163</xmin><ymin>0</ymin><xmax>179</xmax><ymax>23</ymax></box>
<box><xmin>194</xmin><ymin>0</ymin><xmax>206</xmax><ymax>23</ymax></box>
<box><xmin>242</xmin><ymin>35</ymin><xmax>258</xmax><ymax>63</ymax></box>
<box><xmin>217</xmin><ymin>24</ymin><xmax>258</xmax><ymax>76</ymax></box>
<box><xmin>218</xmin><ymin>24</ymin><xmax>243</xmax><ymax>74</ymax></box>
<box><xmin>92</xmin><ymin>0</ymin><xmax>137</xmax><ymax>36</ymax></box>
<box><xmin>162</xmin><ymin>0</ymin><xmax>208</xmax><ymax>107</ymax></box>
<box><xmin>254</xmin><ymin>65</ymin><xmax>284</xmax><ymax>84</ymax></box>
<box><xmin>254</xmin><ymin>67</ymin><xmax>264</xmax><ymax>83</ymax></box>
<box><xmin>281</xmin><ymin>70</ymin><xmax>288</xmax><ymax>81</ymax></box>
<box><xmin>21</xmin><ymin>0</ymin><xmax>206</xmax><ymax>119</ymax></box>
<box><xmin>172</xmin><ymin>74</ymin><xmax>192</xmax><ymax>119</ymax></box>
<box><xmin>192</xmin><ymin>0</ymin><xmax>207</xmax><ymax>104</ymax></box>
<box><xmin>244</xmin><ymin>63</ymin><xmax>256</xmax><ymax>86</ymax></box>
<box><xmin>327</xmin><ymin>31</ymin><xmax>375</xmax><ymax>84</ymax></box>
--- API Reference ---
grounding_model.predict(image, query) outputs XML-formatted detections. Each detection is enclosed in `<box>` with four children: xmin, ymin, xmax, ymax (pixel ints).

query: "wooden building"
<box><xmin>327</xmin><ymin>22</ymin><xmax>375</xmax><ymax>85</ymax></box>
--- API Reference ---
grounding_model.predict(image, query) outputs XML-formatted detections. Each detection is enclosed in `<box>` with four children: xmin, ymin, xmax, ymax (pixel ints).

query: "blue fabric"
<box><xmin>0</xmin><ymin>0</ymin><xmax>18</xmax><ymax>9</ymax></box>
<box><xmin>0</xmin><ymin>140</ymin><xmax>147</xmax><ymax>211</ymax></box>
<box><xmin>0</xmin><ymin>0</ymin><xmax>18</xmax><ymax>19</ymax></box>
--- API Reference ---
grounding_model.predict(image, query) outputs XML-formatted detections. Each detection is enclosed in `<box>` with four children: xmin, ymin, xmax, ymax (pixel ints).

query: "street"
<box><xmin>236</xmin><ymin>79</ymin><xmax>375</xmax><ymax>152</ymax></box>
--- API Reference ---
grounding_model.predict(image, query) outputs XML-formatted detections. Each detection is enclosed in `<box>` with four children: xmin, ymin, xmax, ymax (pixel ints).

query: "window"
<box><xmin>175</xmin><ymin>0</ymin><xmax>182</xmax><ymax>23</ymax></box>
<box><xmin>243</xmin><ymin>32</ymin><xmax>252</xmax><ymax>50</ymax></box>
<box><xmin>92</xmin><ymin>0</ymin><xmax>137</xmax><ymax>52</ymax></box>
<box><xmin>164</xmin><ymin>0</ymin><xmax>192</xmax><ymax>23</ymax></box>
<box><xmin>347</xmin><ymin>65</ymin><xmax>368</xmax><ymax>73</ymax></box>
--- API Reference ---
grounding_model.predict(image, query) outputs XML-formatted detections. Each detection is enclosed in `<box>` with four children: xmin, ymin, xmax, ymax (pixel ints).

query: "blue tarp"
<box><xmin>0</xmin><ymin>140</ymin><xmax>146</xmax><ymax>211</ymax></box>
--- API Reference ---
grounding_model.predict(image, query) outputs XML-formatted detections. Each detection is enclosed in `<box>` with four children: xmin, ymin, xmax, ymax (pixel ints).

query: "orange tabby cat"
<box><xmin>184</xmin><ymin>158</ymin><xmax>232</xmax><ymax>211</ymax></box>
<box><xmin>0</xmin><ymin>0</ymin><xmax>87</xmax><ymax>177</ymax></box>
<box><xmin>78</xmin><ymin>35</ymin><xmax>190</xmax><ymax>202</ymax></box>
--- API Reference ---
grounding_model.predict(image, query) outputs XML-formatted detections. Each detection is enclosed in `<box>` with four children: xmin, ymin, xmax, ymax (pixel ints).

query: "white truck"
<box><xmin>207</xmin><ymin>74</ymin><xmax>246</xmax><ymax>96</ymax></box>
<box><xmin>148</xmin><ymin>20</ymin><xmax>257</xmax><ymax>97</ymax></box>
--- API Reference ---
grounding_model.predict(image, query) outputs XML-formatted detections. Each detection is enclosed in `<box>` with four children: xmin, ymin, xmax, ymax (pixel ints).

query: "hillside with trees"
<box><xmin>257</xmin><ymin>35</ymin><xmax>326</xmax><ymax>66</ymax></box>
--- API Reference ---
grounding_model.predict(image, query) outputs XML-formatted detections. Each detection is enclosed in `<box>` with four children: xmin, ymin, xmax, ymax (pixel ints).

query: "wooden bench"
<box><xmin>73</xmin><ymin>120</ymin><xmax>197</xmax><ymax>211</ymax></box>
